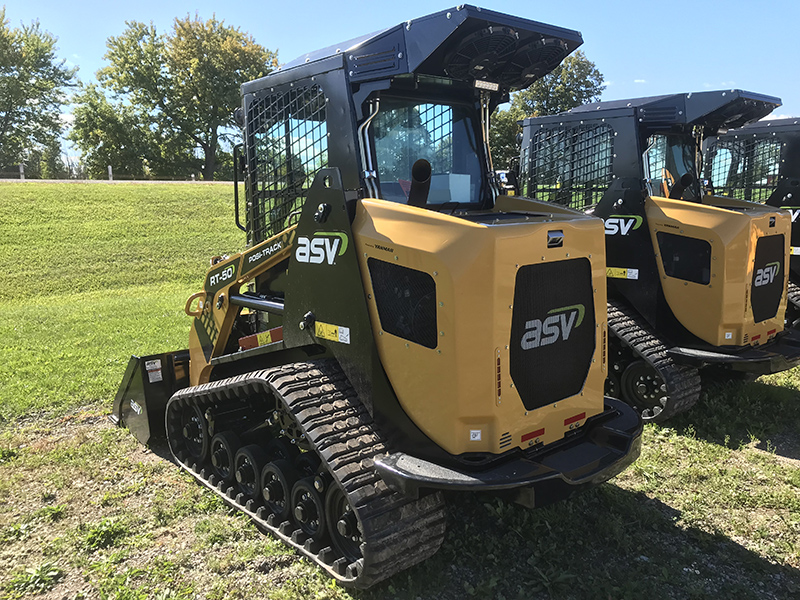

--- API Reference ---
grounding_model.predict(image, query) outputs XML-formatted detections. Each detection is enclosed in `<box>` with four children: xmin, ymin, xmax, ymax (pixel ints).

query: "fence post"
<box><xmin>19</xmin><ymin>164</ymin><xmax>24</xmax><ymax>181</ymax></box>
<box><xmin>108</xmin><ymin>165</ymin><xmax>113</xmax><ymax>181</ymax></box>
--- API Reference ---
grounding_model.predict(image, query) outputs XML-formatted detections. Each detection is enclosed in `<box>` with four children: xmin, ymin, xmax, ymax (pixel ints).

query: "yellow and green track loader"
<box><xmin>112</xmin><ymin>6</ymin><xmax>642</xmax><ymax>587</ymax></box>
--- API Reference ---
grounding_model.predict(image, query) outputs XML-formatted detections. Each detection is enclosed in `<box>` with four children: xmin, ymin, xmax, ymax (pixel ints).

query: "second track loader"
<box><xmin>520</xmin><ymin>90</ymin><xmax>800</xmax><ymax>422</ymax></box>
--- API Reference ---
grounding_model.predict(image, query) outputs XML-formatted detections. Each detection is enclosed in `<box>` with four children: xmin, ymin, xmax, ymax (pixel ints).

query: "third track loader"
<box><xmin>705</xmin><ymin>117</ymin><xmax>800</xmax><ymax>323</ymax></box>
<box><xmin>520</xmin><ymin>90</ymin><xmax>800</xmax><ymax>422</ymax></box>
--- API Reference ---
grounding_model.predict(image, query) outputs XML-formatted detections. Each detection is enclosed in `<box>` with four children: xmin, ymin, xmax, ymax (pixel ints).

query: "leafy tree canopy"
<box><xmin>71</xmin><ymin>14</ymin><xmax>277</xmax><ymax>180</ymax></box>
<box><xmin>490</xmin><ymin>50</ymin><xmax>605</xmax><ymax>170</ymax></box>
<box><xmin>0</xmin><ymin>6</ymin><xmax>76</xmax><ymax>170</ymax></box>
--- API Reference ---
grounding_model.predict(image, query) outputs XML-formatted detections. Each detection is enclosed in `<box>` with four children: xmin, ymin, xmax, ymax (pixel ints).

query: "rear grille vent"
<box><xmin>509</xmin><ymin>258</ymin><xmax>595</xmax><ymax>410</ymax></box>
<box><xmin>499</xmin><ymin>432</ymin><xmax>513</xmax><ymax>450</ymax></box>
<box><xmin>368</xmin><ymin>259</ymin><xmax>438</xmax><ymax>348</ymax></box>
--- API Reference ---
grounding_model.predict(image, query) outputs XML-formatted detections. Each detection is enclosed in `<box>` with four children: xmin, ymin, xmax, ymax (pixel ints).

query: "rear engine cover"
<box><xmin>510</xmin><ymin>258</ymin><xmax>595</xmax><ymax>410</ymax></box>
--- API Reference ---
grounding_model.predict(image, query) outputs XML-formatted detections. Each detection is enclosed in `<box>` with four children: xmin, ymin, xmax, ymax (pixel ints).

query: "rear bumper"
<box><xmin>374</xmin><ymin>397</ymin><xmax>642</xmax><ymax>508</ymax></box>
<box><xmin>668</xmin><ymin>328</ymin><xmax>800</xmax><ymax>374</ymax></box>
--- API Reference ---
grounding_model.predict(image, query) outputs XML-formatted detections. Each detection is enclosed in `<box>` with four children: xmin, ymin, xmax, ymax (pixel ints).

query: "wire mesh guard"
<box><xmin>523</xmin><ymin>124</ymin><xmax>613</xmax><ymax>209</ymax></box>
<box><xmin>246</xmin><ymin>85</ymin><xmax>328</xmax><ymax>243</ymax></box>
<box><xmin>706</xmin><ymin>136</ymin><xmax>781</xmax><ymax>202</ymax></box>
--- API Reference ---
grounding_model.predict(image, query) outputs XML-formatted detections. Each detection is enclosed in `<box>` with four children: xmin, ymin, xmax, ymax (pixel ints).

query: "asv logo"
<box><xmin>754</xmin><ymin>262</ymin><xmax>780</xmax><ymax>287</ymax></box>
<box><xmin>780</xmin><ymin>207</ymin><xmax>800</xmax><ymax>222</ymax></box>
<box><xmin>295</xmin><ymin>232</ymin><xmax>348</xmax><ymax>265</ymax></box>
<box><xmin>604</xmin><ymin>215</ymin><xmax>643</xmax><ymax>236</ymax></box>
<box><xmin>521</xmin><ymin>304</ymin><xmax>586</xmax><ymax>350</ymax></box>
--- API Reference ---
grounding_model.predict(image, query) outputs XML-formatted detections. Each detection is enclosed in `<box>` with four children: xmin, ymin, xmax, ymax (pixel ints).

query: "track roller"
<box><xmin>261</xmin><ymin>459</ymin><xmax>299</xmax><ymax>520</ymax></box>
<box><xmin>235</xmin><ymin>444</ymin><xmax>268</xmax><ymax>499</ymax></box>
<box><xmin>210</xmin><ymin>431</ymin><xmax>240</xmax><ymax>484</ymax></box>
<box><xmin>291</xmin><ymin>478</ymin><xmax>328</xmax><ymax>542</ymax></box>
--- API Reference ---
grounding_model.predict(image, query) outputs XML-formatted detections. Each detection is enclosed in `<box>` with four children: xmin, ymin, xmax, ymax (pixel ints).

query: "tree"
<box><xmin>490</xmin><ymin>50</ymin><xmax>605</xmax><ymax>169</ymax></box>
<box><xmin>0</xmin><ymin>7</ymin><xmax>76</xmax><ymax>170</ymax></box>
<box><xmin>72</xmin><ymin>15</ymin><xmax>277</xmax><ymax>180</ymax></box>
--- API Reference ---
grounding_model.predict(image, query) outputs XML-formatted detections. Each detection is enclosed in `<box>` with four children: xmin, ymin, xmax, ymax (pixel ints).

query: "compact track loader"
<box><xmin>519</xmin><ymin>91</ymin><xmax>800</xmax><ymax>423</ymax></box>
<box><xmin>705</xmin><ymin>118</ymin><xmax>800</xmax><ymax>322</ymax></box>
<box><xmin>112</xmin><ymin>6</ymin><xmax>642</xmax><ymax>587</ymax></box>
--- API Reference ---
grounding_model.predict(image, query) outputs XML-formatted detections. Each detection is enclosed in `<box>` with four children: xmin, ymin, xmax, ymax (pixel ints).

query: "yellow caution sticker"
<box><xmin>607</xmin><ymin>267</ymin><xmax>639</xmax><ymax>280</ymax></box>
<box><xmin>315</xmin><ymin>321</ymin><xmax>351</xmax><ymax>344</ymax></box>
<box><xmin>256</xmin><ymin>330</ymin><xmax>273</xmax><ymax>346</ymax></box>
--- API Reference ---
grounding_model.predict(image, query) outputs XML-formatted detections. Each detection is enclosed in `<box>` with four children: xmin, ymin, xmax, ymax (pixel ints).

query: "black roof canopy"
<box><xmin>249</xmin><ymin>5</ymin><xmax>583</xmax><ymax>94</ymax></box>
<box><xmin>526</xmin><ymin>90</ymin><xmax>781</xmax><ymax>134</ymax></box>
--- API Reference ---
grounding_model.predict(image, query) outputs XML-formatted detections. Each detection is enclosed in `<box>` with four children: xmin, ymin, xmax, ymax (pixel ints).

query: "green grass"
<box><xmin>0</xmin><ymin>182</ymin><xmax>244</xmax><ymax>422</ymax></box>
<box><xmin>0</xmin><ymin>181</ymin><xmax>798</xmax><ymax>599</ymax></box>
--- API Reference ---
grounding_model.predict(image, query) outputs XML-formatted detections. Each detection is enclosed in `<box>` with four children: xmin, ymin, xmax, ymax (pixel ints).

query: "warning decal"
<box><xmin>607</xmin><ymin>267</ymin><xmax>639</xmax><ymax>280</ymax></box>
<box><xmin>314</xmin><ymin>321</ymin><xmax>351</xmax><ymax>344</ymax></box>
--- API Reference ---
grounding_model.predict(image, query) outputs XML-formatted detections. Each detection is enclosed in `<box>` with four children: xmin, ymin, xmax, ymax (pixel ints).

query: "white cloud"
<box><xmin>60</xmin><ymin>113</ymin><xmax>74</xmax><ymax>126</ymax></box>
<box><xmin>634</xmin><ymin>79</ymin><xmax>646</xmax><ymax>84</ymax></box>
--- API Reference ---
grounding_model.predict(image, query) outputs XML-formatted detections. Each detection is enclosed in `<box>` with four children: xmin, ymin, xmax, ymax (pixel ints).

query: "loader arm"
<box><xmin>187</xmin><ymin>227</ymin><xmax>297</xmax><ymax>386</ymax></box>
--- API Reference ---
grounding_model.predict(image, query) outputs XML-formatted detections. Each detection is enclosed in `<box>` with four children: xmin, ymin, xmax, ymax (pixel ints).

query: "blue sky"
<box><xmin>5</xmin><ymin>0</ymin><xmax>799</xmax><ymax>117</ymax></box>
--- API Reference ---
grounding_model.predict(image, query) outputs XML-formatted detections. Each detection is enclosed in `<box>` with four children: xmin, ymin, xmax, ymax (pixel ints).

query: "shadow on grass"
<box><xmin>669</xmin><ymin>376</ymin><xmax>800</xmax><ymax>461</ymax></box>
<box><xmin>354</xmin><ymin>485</ymin><xmax>799</xmax><ymax>600</ymax></box>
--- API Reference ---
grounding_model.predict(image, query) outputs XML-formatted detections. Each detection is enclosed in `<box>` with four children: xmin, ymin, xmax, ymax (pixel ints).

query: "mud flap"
<box><xmin>112</xmin><ymin>351</ymin><xmax>190</xmax><ymax>445</ymax></box>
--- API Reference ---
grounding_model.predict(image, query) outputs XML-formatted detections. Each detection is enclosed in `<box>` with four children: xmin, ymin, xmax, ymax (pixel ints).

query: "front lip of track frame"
<box><xmin>667</xmin><ymin>327</ymin><xmax>800</xmax><ymax>374</ymax></box>
<box><xmin>373</xmin><ymin>397</ymin><xmax>642</xmax><ymax>503</ymax></box>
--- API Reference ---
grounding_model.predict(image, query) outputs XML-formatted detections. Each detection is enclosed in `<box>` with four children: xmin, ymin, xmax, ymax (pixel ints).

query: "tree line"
<box><xmin>0</xmin><ymin>6</ymin><xmax>603</xmax><ymax>180</ymax></box>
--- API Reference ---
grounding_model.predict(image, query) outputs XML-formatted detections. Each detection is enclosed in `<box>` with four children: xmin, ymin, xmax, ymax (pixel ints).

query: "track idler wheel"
<box><xmin>620</xmin><ymin>360</ymin><xmax>667</xmax><ymax>420</ymax></box>
<box><xmin>261</xmin><ymin>459</ymin><xmax>299</xmax><ymax>521</ymax></box>
<box><xmin>291</xmin><ymin>477</ymin><xmax>327</xmax><ymax>542</ymax></box>
<box><xmin>325</xmin><ymin>484</ymin><xmax>363</xmax><ymax>564</ymax></box>
<box><xmin>234</xmin><ymin>445</ymin><xmax>268</xmax><ymax>499</ymax></box>
<box><xmin>166</xmin><ymin>399</ymin><xmax>210</xmax><ymax>462</ymax></box>
<box><xmin>210</xmin><ymin>431</ymin><xmax>241</xmax><ymax>484</ymax></box>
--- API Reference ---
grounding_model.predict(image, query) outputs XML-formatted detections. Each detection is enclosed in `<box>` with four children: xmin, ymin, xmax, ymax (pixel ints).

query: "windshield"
<box><xmin>644</xmin><ymin>134</ymin><xmax>701</xmax><ymax>199</ymax></box>
<box><xmin>372</xmin><ymin>97</ymin><xmax>485</xmax><ymax>206</ymax></box>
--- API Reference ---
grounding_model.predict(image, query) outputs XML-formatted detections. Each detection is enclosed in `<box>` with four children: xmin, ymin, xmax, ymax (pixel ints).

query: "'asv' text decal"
<box><xmin>754</xmin><ymin>261</ymin><xmax>780</xmax><ymax>287</ymax></box>
<box><xmin>295</xmin><ymin>232</ymin><xmax>349</xmax><ymax>265</ymax></box>
<box><xmin>780</xmin><ymin>207</ymin><xmax>800</xmax><ymax>223</ymax></box>
<box><xmin>521</xmin><ymin>304</ymin><xmax>586</xmax><ymax>350</ymax></box>
<box><xmin>604</xmin><ymin>215</ymin><xmax>643</xmax><ymax>236</ymax></box>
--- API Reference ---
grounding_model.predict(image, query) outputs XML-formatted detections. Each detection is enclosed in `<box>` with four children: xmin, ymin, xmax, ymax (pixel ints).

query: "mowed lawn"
<box><xmin>0</xmin><ymin>181</ymin><xmax>798</xmax><ymax>599</ymax></box>
<box><xmin>0</xmin><ymin>181</ymin><xmax>244</xmax><ymax>421</ymax></box>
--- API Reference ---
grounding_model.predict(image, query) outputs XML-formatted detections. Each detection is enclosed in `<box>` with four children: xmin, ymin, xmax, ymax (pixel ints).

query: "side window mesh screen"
<box><xmin>707</xmin><ymin>137</ymin><xmax>781</xmax><ymax>202</ymax></box>
<box><xmin>527</xmin><ymin>124</ymin><xmax>613</xmax><ymax>209</ymax></box>
<box><xmin>246</xmin><ymin>85</ymin><xmax>328</xmax><ymax>243</ymax></box>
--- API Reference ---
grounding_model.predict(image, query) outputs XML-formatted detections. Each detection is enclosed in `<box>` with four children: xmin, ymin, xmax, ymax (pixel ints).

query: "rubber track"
<box><xmin>607</xmin><ymin>299</ymin><xmax>701</xmax><ymax>422</ymax></box>
<box><xmin>167</xmin><ymin>360</ymin><xmax>447</xmax><ymax>588</ymax></box>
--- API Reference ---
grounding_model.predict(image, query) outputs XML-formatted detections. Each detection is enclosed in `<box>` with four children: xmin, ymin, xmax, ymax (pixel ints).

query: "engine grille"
<box><xmin>368</xmin><ymin>259</ymin><xmax>438</xmax><ymax>349</ymax></box>
<box><xmin>751</xmin><ymin>234</ymin><xmax>785</xmax><ymax>323</ymax></box>
<box><xmin>509</xmin><ymin>259</ymin><xmax>595</xmax><ymax>410</ymax></box>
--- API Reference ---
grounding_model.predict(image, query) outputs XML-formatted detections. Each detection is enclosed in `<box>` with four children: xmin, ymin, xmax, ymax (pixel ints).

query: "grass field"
<box><xmin>0</xmin><ymin>181</ymin><xmax>799</xmax><ymax>599</ymax></box>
